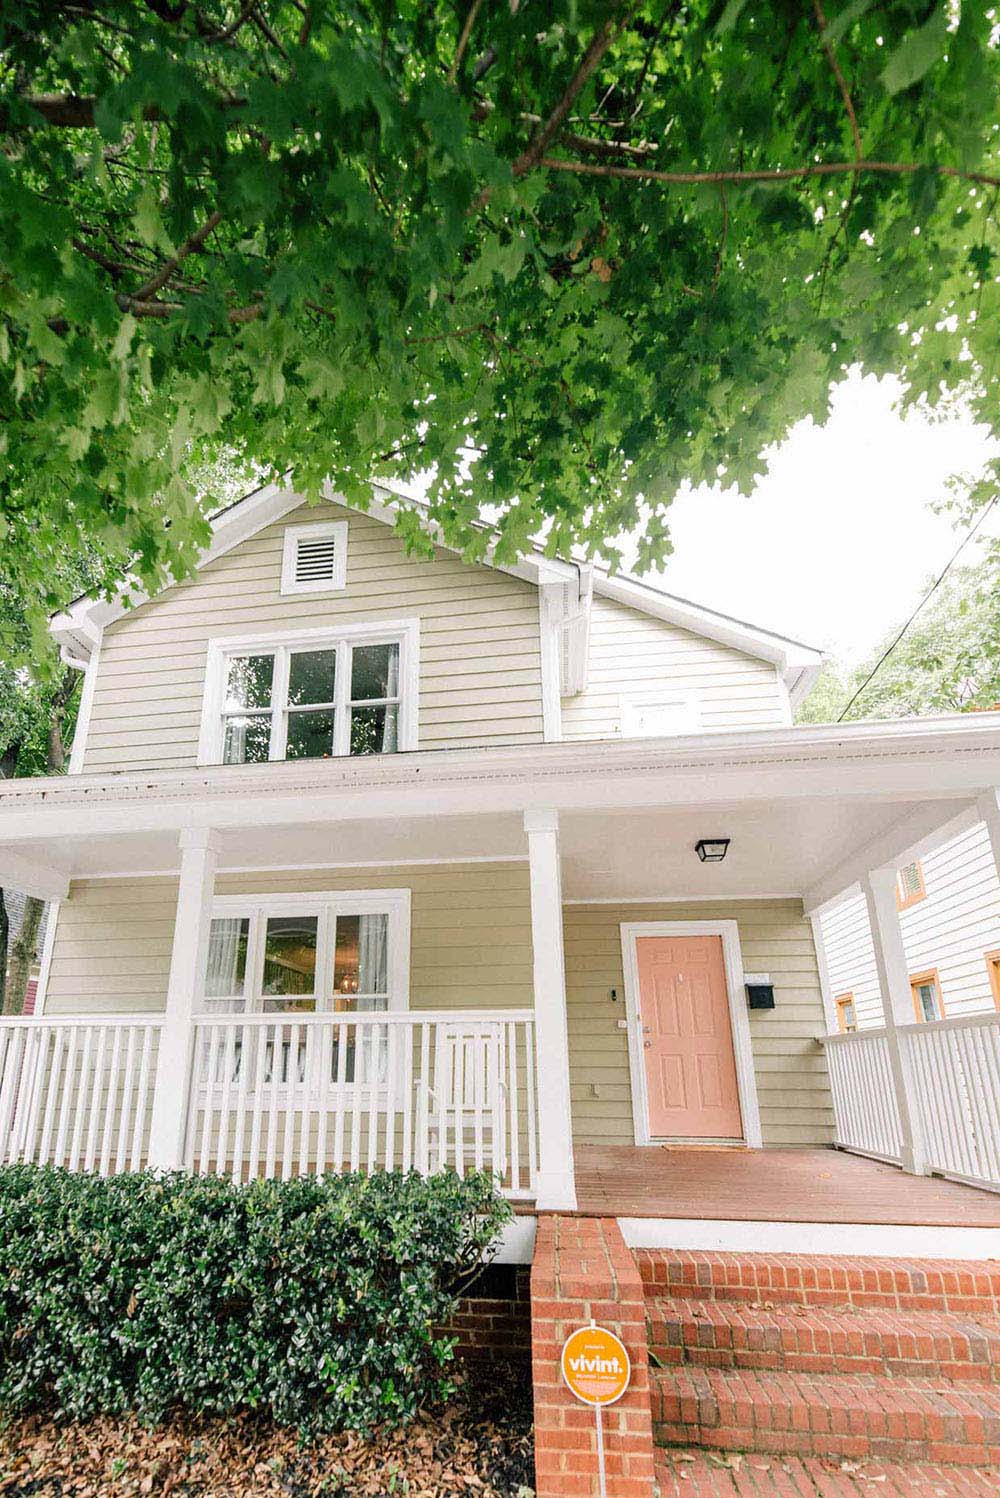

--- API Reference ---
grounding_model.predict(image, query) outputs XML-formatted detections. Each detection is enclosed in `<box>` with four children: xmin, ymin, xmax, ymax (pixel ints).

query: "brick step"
<box><xmin>637</xmin><ymin>1250</ymin><xmax>1000</xmax><ymax>1314</ymax></box>
<box><xmin>650</xmin><ymin>1365</ymin><xmax>1000</xmax><ymax>1464</ymax></box>
<box><xmin>654</xmin><ymin>1448</ymin><xmax>1000</xmax><ymax>1494</ymax></box>
<box><xmin>647</xmin><ymin>1296</ymin><xmax>1000</xmax><ymax>1383</ymax></box>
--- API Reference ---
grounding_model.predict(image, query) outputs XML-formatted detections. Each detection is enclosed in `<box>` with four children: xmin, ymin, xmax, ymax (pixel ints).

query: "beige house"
<box><xmin>2</xmin><ymin>482</ymin><xmax>1000</xmax><ymax>1233</ymax></box>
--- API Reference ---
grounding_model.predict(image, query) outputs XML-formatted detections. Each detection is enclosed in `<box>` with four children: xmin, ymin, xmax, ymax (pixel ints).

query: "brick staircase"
<box><xmin>637</xmin><ymin>1249</ymin><xmax>1000</xmax><ymax>1475</ymax></box>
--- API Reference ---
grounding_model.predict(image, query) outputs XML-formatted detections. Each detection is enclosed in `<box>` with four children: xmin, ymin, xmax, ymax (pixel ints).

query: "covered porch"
<box><xmin>3</xmin><ymin>718</ymin><xmax>1000</xmax><ymax>1220</ymax></box>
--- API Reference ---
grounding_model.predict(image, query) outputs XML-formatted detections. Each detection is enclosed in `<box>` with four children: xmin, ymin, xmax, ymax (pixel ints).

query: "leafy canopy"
<box><xmin>798</xmin><ymin>555</ymin><xmax>1000</xmax><ymax>724</ymax></box>
<box><xmin>2</xmin><ymin>1</ymin><xmax>999</xmax><ymax>647</ymax></box>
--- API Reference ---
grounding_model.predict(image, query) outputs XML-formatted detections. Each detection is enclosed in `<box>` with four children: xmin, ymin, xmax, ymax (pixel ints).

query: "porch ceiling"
<box><xmin>0</xmin><ymin>792</ymin><xmax>969</xmax><ymax>905</ymax></box>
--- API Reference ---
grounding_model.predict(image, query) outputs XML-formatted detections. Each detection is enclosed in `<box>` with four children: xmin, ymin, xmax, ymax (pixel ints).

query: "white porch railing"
<box><xmin>822</xmin><ymin>1012</ymin><xmax>1000</xmax><ymax>1191</ymax></box>
<box><xmin>0</xmin><ymin>1016</ymin><xmax>162</xmax><ymax>1173</ymax></box>
<box><xmin>0</xmin><ymin>1010</ymin><xmax>539</xmax><ymax>1199</ymax></box>
<box><xmin>186</xmin><ymin>1010</ymin><xmax>537</xmax><ymax>1198</ymax></box>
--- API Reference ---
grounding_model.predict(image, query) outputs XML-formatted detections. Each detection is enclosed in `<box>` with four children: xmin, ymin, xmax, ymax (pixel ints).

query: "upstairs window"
<box><xmin>896</xmin><ymin>860</ymin><xmax>926</xmax><ymax>911</ymax></box>
<box><xmin>202</xmin><ymin>622</ymin><xmax>418</xmax><ymax>765</ymax></box>
<box><xmin>281</xmin><ymin>521</ymin><xmax>348</xmax><ymax>595</ymax></box>
<box><xmin>835</xmin><ymin>993</ymin><xmax>857</xmax><ymax>1033</ymax></box>
<box><xmin>910</xmin><ymin>969</ymin><xmax>944</xmax><ymax>1023</ymax></box>
<box><xmin>621</xmin><ymin>696</ymin><xmax>700</xmax><ymax>738</ymax></box>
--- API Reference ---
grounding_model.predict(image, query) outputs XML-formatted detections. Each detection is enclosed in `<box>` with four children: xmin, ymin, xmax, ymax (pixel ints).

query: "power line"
<box><xmin>836</xmin><ymin>493</ymin><xmax>1000</xmax><ymax>722</ymax></box>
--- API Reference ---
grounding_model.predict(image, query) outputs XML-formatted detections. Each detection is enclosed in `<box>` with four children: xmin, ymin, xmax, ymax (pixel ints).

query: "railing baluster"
<box><xmin>333</xmin><ymin>1017</ymin><xmax>348</xmax><ymax>1173</ymax></box>
<box><xmin>99</xmin><ymin>1025</ymin><xmax>124</xmax><ymax>1176</ymax></box>
<box><xmin>115</xmin><ymin>1028</ymin><xmax>138</xmax><ymax>1173</ymax></box>
<box><xmin>132</xmin><ymin>1026</ymin><xmax>154</xmax><ymax>1171</ymax></box>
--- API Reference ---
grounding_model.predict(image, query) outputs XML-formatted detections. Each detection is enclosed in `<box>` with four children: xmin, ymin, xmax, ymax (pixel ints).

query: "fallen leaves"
<box><xmin>0</xmin><ymin>1365</ymin><xmax>535</xmax><ymax>1498</ymax></box>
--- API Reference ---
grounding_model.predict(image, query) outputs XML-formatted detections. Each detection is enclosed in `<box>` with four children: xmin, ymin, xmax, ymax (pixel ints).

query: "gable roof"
<box><xmin>49</xmin><ymin>480</ymin><xmax>823</xmax><ymax>703</ymax></box>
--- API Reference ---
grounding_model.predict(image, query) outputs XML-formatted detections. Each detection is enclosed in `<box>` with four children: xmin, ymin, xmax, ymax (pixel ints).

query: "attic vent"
<box><xmin>280</xmin><ymin>520</ymin><xmax>348</xmax><ymax>595</ymax></box>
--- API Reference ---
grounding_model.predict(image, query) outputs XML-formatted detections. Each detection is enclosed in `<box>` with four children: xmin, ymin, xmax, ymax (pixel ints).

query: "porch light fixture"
<box><xmin>695</xmin><ymin>837</ymin><xmax>730</xmax><ymax>863</ymax></box>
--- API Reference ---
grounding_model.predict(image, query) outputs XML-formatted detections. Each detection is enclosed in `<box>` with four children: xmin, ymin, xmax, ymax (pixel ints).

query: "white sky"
<box><xmin>641</xmin><ymin>370</ymin><xmax>1000</xmax><ymax>663</ymax></box>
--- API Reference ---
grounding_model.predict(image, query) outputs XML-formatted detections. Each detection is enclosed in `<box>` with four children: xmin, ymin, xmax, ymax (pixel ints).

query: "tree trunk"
<box><xmin>5</xmin><ymin>895</ymin><xmax>43</xmax><ymax>1016</ymax></box>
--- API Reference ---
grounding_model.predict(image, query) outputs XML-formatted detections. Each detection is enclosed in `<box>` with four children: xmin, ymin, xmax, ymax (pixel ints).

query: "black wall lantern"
<box><xmin>695</xmin><ymin>837</ymin><xmax>730</xmax><ymax>863</ymax></box>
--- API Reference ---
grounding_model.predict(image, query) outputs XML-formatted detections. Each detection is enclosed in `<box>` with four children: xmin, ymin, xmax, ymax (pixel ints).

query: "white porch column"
<box><xmin>147</xmin><ymin>828</ymin><xmax>219</xmax><ymax>1171</ymax></box>
<box><xmin>524</xmin><ymin>809</ymin><xmax>577</xmax><ymax>1211</ymax></box>
<box><xmin>862</xmin><ymin>867</ymin><xmax>927</xmax><ymax>1176</ymax></box>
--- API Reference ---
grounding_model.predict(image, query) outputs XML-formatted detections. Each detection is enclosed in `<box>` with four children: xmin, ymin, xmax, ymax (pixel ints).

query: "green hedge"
<box><xmin>0</xmin><ymin>1165</ymin><xmax>511</xmax><ymax>1431</ymax></box>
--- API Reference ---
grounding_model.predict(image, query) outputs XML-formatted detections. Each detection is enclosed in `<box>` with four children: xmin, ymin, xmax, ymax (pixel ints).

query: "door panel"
<box><xmin>636</xmin><ymin>935</ymin><xmax>743</xmax><ymax>1139</ymax></box>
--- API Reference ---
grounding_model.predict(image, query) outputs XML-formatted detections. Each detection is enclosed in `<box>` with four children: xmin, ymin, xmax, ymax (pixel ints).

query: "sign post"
<box><xmin>560</xmin><ymin>1321</ymin><xmax>631</xmax><ymax>1498</ymax></box>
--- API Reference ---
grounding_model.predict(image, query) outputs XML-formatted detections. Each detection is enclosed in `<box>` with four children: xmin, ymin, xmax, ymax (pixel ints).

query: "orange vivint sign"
<box><xmin>560</xmin><ymin>1324</ymin><xmax>631</xmax><ymax>1406</ymax></box>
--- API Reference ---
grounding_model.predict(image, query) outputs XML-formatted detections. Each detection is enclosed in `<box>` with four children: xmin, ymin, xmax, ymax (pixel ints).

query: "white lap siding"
<box><xmin>819</xmin><ymin>822</ymin><xmax>1000</xmax><ymax>1028</ymax></box>
<box><xmin>560</xmin><ymin>595</ymin><xmax>790</xmax><ymax>741</ymax></box>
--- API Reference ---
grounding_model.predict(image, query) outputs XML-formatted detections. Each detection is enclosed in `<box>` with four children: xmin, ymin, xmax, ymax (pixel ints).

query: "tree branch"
<box><xmin>447</xmin><ymin>0</ymin><xmax>486</xmax><ymax>85</ymax></box>
<box><xmin>536</xmin><ymin>155</ymin><xmax>1000</xmax><ymax>191</ymax></box>
<box><xmin>130</xmin><ymin>210</ymin><xmax>223</xmax><ymax>300</ymax></box>
<box><xmin>813</xmin><ymin>0</ymin><xmax>861</xmax><ymax>166</ymax></box>
<box><xmin>511</xmin><ymin>7</ymin><xmax>630</xmax><ymax>180</ymax></box>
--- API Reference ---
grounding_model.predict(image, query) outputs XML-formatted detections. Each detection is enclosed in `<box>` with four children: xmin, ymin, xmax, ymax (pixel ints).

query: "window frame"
<box><xmin>984</xmin><ymin>950</ymin><xmax>1000</xmax><ymax>1012</ymax></box>
<box><xmin>896</xmin><ymin>860</ymin><xmax>927</xmax><ymax>912</ymax></box>
<box><xmin>199</xmin><ymin>619</ymin><xmax>420</xmax><ymax>765</ymax></box>
<box><xmin>909</xmin><ymin>967</ymin><xmax>945</xmax><ymax>1023</ymax></box>
<box><xmin>835</xmin><ymin>992</ymin><xmax>857</xmax><ymax>1033</ymax></box>
<box><xmin>621</xmin><ymin>693</ymin><xmax>700</xmax><ymax>739</ymax></box>
<box><xmin>280</xmin><ymin>520</ymin><xmax>348</xmax><ymax>596</ymax></box>
<box><xmin>200</xmin><ymin>888</ymin><xmax>412</xmax><ymax>1016</ymax></box>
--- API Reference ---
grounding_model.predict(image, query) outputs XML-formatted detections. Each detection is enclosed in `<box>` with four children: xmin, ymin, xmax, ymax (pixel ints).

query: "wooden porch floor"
<box><xmin>571</xmin><ymin>1145</ymin><xmax>1000</xmax><ymax>1228</ymax></box>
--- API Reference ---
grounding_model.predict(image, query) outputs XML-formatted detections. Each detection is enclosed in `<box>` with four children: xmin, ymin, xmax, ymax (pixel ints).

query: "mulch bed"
<box><xmin>0</xmin><ymin>1363</ymin><xmax>535</xmax><ymax>1498</ymax></box>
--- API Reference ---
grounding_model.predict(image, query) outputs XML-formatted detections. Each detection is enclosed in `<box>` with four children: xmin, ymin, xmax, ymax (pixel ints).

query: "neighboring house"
<box><xmin>820</xmin><ymin>825</ymin><xmax>1000</xmax><ymax>1032</ymax></box>
<box><xmin>0</xmin><ymin>479</ymin><xmax>999</xmax><ymax>1219</ymax></box>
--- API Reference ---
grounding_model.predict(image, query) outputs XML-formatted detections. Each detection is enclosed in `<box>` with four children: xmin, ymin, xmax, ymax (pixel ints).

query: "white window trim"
<box><xmin>620</xmin><ymin>693</ymin><xmax>700</xmax><ymax>739</ymax></box>
<box><xmin>203</xmin><ymin>888</ymin><xmax>411</xmax><ymax>1014</ymax></box>
<box><xmin>618</xmin><ymin>919</ymin><xmax>763</xmax><ymax>1149</ymax></box>
<box><xmin>280</xmin><ymin>520</ymin><xmax>348</xmax><ymax>595</ymax></box>
<box><xmin>198</xmin><ymin>618</ymin><xmax>420</xmax><ymax>765</ymax></box>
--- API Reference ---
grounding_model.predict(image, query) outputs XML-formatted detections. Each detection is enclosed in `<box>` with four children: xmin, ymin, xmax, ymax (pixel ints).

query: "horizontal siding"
<box><xmin>44</xmin><ymin>863</ymin><xmax>535</xmax><ymax>1016</ymax></box>
<box><xmin>564</xmin><ymin>900</ymin><xmax>833</xmax><ymax>1149</ymax></box>
<box><xmin>819</xmin><ymin>822</ymin><xmax>1000</xmax><ymax>1027</ymax></box>
<box><xmin>560</xmin><ymin>595</ymin><xmax>790</xmax><ymax>741</ymax></box>
<box><xmin>82</xmin><ymin>499</ymin><xmax>544</xmax><ymax>771</ymax></box>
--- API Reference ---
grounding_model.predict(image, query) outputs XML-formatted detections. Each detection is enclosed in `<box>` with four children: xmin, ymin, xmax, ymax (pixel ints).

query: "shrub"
<box><xmin>0</xmin><ymin>1165</ymin><xmax>511</xmax><ymax>1431</ymax></box>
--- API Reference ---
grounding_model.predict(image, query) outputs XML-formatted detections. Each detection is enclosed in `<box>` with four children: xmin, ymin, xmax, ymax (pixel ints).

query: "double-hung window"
<box><xmin>204</xmin><ymin>622</ymin><xmax>417</xmax><ymax>765</ymax></box>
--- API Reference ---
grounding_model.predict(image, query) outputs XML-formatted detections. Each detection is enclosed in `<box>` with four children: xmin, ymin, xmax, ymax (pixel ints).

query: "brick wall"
<box><xmin>531</xmin><ymin>1215</ymin><xmax>656</xmax><ymax>1497</ymax></box>
<box><xmin>445</xmin><ymin>1265</ymin><xmax>532</xmax><ymax>1362</ymax></box>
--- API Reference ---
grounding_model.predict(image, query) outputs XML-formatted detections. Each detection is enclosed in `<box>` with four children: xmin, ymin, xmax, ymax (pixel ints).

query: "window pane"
<box><xmin>917</xmin><ymin>983</ymin><xmax>938</xmax><ymax>1021</ymax></box>
<box><xmin>225</xmin><ymin>654</ymin><xmax>274</xmax><ymax>710</ymax></box>
<box><xmin>350</xmin><ymin>703</ymin><xmax>398</xmax><ymax>755</ymax></box>
<box><xmin>351</xmin><ymin>642</ymin><xmax>399</xmax><ymax>702</ymax></box>
<box><xmin>261</xmin><ymin>915</ymin><xmax>317</xmax><ymax>1004</ymax></box>
<box><xmin>288</xmin><ymin>649</ymin><xmax>337</xmax><ymax>706</ymax></box>
<box><xmin>223</xmin><ymin>714</ymin><xmax>271</xmax><ymax>765</ymax></box>
<box><xmin>334</xmin><ymin>912</ymin><xmax>388</xmax><ymax>997</ymax></box>
<box><xmin>205</xmin><ymin>918</ymin><xmax>250</xmax><ymax>999</ymax></box>
<box><xmin>286</xmin><ymin>708</ymin><xmax>337</xmax><ymax>759</ymax></box>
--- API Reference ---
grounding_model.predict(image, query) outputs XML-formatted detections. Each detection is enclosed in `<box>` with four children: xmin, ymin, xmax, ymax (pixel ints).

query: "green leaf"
<box><xmin>133</xmin><ymin>186</ymin><xmax>174</xmax><ymax>254</ymax></box>
<box><xmin>824</xmin><ymin>0</ymin><xmax>876</xmax><ymax>48</ymax></box>
<box><xmin>716</xmin><ymin>0</ymin><xmax>749</xmax><ymax>35</ymax></box>
<box><xmin>881</xmin><ymin>7</ymin><xmax>949</xmax><ymax>96</ymax></box>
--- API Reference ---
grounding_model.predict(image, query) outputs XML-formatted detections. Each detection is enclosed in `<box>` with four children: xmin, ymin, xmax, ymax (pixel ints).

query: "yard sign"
<box><xmin>560</xmin><ymin>1322</ymin><xmax>631</xmax><ymax>1497</ymax></box>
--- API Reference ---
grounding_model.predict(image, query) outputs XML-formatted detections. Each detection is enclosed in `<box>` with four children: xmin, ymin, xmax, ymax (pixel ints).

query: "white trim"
<box><xmin>0</xmin><ymin>851</ymin><xmax>70</xmax><ymax>902</ymax></box>
<box><xmin>809</xmin><ymin>911</ymin><xmax>839</xmax><ymax>1035</ymax></box>
<box><xmin>280</xmin><ymin>519</ymin><xmax>348</xmax><ymax>596</ymax></box>
<box><xmin>564</xmin><ymin>892</ymin><xmax>801</xmax><ymax>905</ymax></box>
<box><xmin>207</xmin><ymin>887</ymin><xmax>411</xmax><ymax>1015</ymax></box>
<box><xmin>616</xmin><ymin>1216</ymin><xmax>1000</xmax><ymax>1260</ymax></box>
<box><xmin>74</xmin><ymin>856</ymin><xmax>530</xmax><ymax>881</ymax></box>
<box><xmin>66</xmin><ymin>631</ymin><xmax>102</xmax><ymax>775</ymax></box>
<box><xmin>32</xmin><ymin>899</ymin><xmax>59</xmax><ymax>1017</ymax></box>
<box><xmin>537</xmin><ymin>583</ymin><xmax>563</xmax><ymax>742</ymax></box>
<box><xmin>197</xmin><ymin>618</ymin><xmax>420</xmax><ymax>766</ymax></box>
<box><xmin>619</xmin><ymin>919</ymin><xmax>763</xmax><ymax>1149</ymax></box>
<box><xmin>491</xmin><ymin>1216</ymin><xmax>537</xmax><ymax>1264</ymax></box>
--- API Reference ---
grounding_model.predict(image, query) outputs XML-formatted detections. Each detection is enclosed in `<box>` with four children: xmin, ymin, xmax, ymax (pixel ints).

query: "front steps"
<box><xmin>638</xmin><ymin>1251</ymin><xmax>1000</xmax><ymax>1472</ymax></box>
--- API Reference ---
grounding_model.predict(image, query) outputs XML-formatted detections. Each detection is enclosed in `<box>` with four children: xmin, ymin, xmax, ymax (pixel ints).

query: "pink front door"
<box><xmin>636</xmin><ymin>935</ymin><xmax>743</xmax><ymax>1140</ymax></box>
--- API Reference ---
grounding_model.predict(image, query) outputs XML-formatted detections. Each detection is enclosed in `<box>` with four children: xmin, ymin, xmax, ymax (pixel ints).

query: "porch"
<box><xmin>4</xmin><ymin>719</ymin><xmax>1000</xmax><ymax>1217</ymax></box>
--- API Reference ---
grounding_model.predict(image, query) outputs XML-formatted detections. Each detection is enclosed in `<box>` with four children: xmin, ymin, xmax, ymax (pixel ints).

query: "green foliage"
<box><xmin>0</xmin><ymin>1164</ymin><xmax>511</xmax><ymax>1431</ymax></box>
<box><xmin>797</xmin><ymin>556</ymin><xmax>1000</xmax><ymax>724</ymax></box>
<box><xmin>1</xmin><ymin>3</ymin><xmax>999</xmax><ymax>648</ymax></box>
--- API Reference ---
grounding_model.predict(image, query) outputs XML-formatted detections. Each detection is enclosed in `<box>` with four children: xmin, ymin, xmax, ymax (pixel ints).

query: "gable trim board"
<box><xmin>49</xmin><ymin>482</ymin><xmax>823</xmax><ymax>720</ymax></box>
<box><xmin>619</xmin><ymin>919</ymin><xmax>762</xmax><ymax>1149</ymax></box>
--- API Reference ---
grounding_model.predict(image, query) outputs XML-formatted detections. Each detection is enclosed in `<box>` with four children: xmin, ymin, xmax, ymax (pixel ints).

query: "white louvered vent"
<box><xmin>295</xmin><ymin>533</ymin><xmax>338</xmax><ymax>583</ymax></box>
<box><xmin>280</xmin><ymin>520</ymin><xmax>348</xmax><ymax>595</ymax></box>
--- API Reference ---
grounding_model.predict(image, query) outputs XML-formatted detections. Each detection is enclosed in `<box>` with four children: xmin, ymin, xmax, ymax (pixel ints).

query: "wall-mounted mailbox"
<box><xmin>745</xmin><ymin>972</ymin><xmax>775</xmax><ymax>1009</ymax></box>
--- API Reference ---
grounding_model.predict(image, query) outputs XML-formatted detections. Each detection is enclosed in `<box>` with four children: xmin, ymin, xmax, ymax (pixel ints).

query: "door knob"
<box><xmin>643</xmin><ymin>1040</ymin><xmax>652</xmax><ymax>1049</ymax></box>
